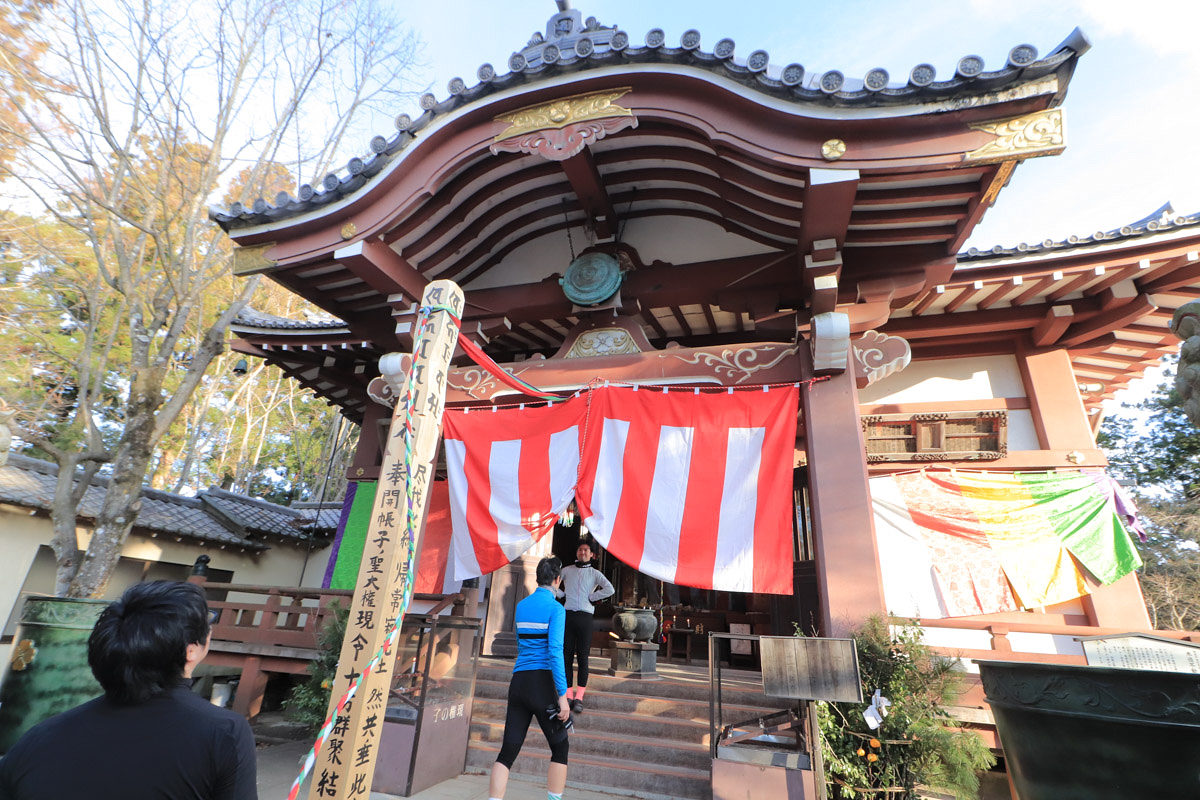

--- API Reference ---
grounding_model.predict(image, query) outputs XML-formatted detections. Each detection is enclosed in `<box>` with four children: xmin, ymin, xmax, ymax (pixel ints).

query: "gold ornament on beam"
<box><xmin>980</xmin><ymin>160</ymin><xmax>1017</xmax><ymax>207</ymax></box>
<box><xmin>491</xmin><ymin>88</ymin><xmax>639</xmax><ymax>162</ymax></box>
<box><xmin>493</xmin><ymin>88</ymin><xmax>634</xmax><ymax>140</ymax></box>
<box><xmin>340</xmin><ymin>222</ymin><xmax>358</xmax><ymax>240</ymax></box>
<box><xmin>964</xmin><ymin>108</ymin><xmax>1065</xmax><ymax>165</ymax></box>
<box><xmin>821</xmin><ymin>139</ymin><xmax>847</xmax><ymax>161</ymax></box>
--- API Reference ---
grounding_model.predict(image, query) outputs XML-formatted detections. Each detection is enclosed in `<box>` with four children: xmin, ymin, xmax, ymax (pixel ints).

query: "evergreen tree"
<box><xmin>1098</xmin><ymin>355</ymin><xmax>1200</xmax><ymax>630</ymax></box>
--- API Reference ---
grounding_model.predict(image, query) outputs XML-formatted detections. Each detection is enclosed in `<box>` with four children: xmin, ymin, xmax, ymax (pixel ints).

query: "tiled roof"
<box><xmin>959</xmin><ymin>204</ymin><xmax>1200</xmax><ymax>263</ymax></box>
<box><xmin>292</xmin><ymin>502</ymin><xmax>344</xmax><ymax>532</ymax></box>
<box><xmin>198</xmin><ymin>488</ymin><xmax>336</xmax><ymax>543</ymax></box>
<box><xmin>234</xmin><ymin>307</ymin><xmax>348</xmax><ymax>331</ymax></box>
<box><xmin>210</xmin><ymin>7</ymin><xmax>1087</xmax><ymax>231</ymax></box>
<box><xmin>0</xmin><ymin>454</ymin><xmax>263</xmax><ymax>550</ymax></box>
<box><xmin>0</xmin><ymin>454</ymin><xmax>338</xmax><ymax>551</ymax></box>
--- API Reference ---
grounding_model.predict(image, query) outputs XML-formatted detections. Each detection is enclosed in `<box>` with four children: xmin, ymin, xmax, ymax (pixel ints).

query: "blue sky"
<box><xmin>385</xmin><ymin>0</ymin><xmax>1200</xmax><ymax>252</ymax></box>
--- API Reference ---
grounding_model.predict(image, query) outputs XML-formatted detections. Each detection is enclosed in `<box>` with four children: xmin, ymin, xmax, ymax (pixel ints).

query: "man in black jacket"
<box><xmin>0</xmin><ymin>581</ymin><xmax>257</xmax><ymax>800</ymax></box>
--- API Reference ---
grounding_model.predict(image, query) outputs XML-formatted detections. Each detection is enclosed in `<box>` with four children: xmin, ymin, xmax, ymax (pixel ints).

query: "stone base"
<box><xmin>609</xmin><ymin>641</ymin><xmax>660</xmax><ymax>680</ymax></box>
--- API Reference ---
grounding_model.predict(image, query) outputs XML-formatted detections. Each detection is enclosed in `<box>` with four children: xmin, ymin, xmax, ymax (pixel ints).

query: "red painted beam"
<box><xmin>1059</xmin><ymin>295</ymin><xmax>1157</xmax><ymax>348</ymax></box>
<box><xmin>1031</xmin><ymin>305</ymin><xmax>1074</xmax><ymax>346</ymax></box>
<box><xmin>335</xmin><ymin>238</ymin><xmax>427</xmax><ymax>305</ymax></box>
<box><xmin>561</xmin><ymin>150</ymin><xmax>617</xmax><ymax>238</ymax></box>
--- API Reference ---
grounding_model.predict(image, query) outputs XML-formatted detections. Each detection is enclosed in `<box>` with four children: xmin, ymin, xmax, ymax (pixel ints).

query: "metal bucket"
<box><xmin>0</xmin><ymin>596</ymin><xmax>107</xmax><ymax>752</ymax></box>
<box><xmin>977</xmin><ymin>659</ymin><xmax>1200</xmax><ymax>800</ymax></box>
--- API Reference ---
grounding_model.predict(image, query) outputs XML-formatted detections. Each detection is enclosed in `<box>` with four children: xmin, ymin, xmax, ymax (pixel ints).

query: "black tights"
<box><xmin>496</xmin><ymin>669</ymin><xmax>569</xmax><ymax>769</ymax></box>
<box><xmin>563</xmin><ymin>610</ymin><xmax>593</xmax><ymax>688</ymax></box>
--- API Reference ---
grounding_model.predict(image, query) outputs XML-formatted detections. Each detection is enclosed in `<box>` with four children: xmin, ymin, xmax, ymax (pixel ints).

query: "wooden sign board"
<box><xmin>1079</xmin><ymin>633</ymin><xmax>1200</xmax><ymax>675</ymax></box>
<box><xmin>759</xmin><ymin>636</ymin><xmax>862</xmax><ymax>703</ymax></box>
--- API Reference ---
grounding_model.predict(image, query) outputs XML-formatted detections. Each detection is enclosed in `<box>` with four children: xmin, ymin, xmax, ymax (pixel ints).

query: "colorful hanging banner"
<box><xmin>871</xmin><ymin>470</ymin><xmax>1144</xmax><ymax>619</ymax></box>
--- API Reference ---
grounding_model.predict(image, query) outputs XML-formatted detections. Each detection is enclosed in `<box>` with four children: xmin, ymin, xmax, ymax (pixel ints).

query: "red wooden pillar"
<box><xmin>348</xmin><ymin>401</ymin><xmax>388</xmax><ymax>480</ymax></box>
<box><xmin>1016</xmin><ymin>345</ymin><xmax>1096</xmax><ymax>451</ymax></box>
<box><xmin>799</xmin><ymin>349</ymin><xmax>886</xmax><ymax>637</ymax></box>
<box><xmin>231</xmin><ymin>656</ymin><xmax>269</xmax><ymax>719</ymax></box>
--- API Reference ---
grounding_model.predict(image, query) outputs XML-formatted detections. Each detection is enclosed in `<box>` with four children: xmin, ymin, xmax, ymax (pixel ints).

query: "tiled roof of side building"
<box><xmin>210</xmin><ymin>6</ymin><xmax>1088</xmax><ymax>231</ymax></box>
<box><xmin>234</xmin><ymin>307</ymin><xmax>349</xmax><ymax>332</ymax></box>
<box><xmin>0</xmin><ymin>454</ymin><xmax>263</xmax><ymax>551</ymax></box>
<box><xmin>197</xmin><ymin>487</ymin><xmax>326</xmax><ymax>542</ymax></box>
<box><xmin>0</xmin><ymin>454</ymin><xmax>339</xmax><ymax>551</ymax></box>
<box><xmin>959</xmin><ymin>204</ymin><xmax>1200</xmax><ymax>263</ymax></box>
<box><xmin>290</xmin><ymin>502</ymin><xmax>345</xmax><ymax>533</ymax></box>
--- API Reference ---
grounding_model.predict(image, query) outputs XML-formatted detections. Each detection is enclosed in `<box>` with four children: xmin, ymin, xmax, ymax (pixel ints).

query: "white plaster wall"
<box><xmin>858</xmin><ymin>355</ymin><xmax>1027</xmax><ymax>404</ymax></box>
<box><xmin>0</xmin><ymin>510</ymin><xmax>52</xmax><ymax>640</ymax></box>
<box><xmin>1007</xmin><ymin>409</ymin><xmax>1040</xmax><ymax>451</ymax></box>
<box><xmin>465</xmin><ymin>215</ymin><xmax>775</xmax><ymax>291</ymax></box>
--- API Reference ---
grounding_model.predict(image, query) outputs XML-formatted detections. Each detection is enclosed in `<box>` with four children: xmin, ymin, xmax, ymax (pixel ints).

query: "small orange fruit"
<box><xmin>867</xmin><ymin>753</ymin><xmax>879</xmax><ymax>763</ymax></box>
<box><xmin>856</xmin><ymin>748</ymin><xmax>866</xmax><ymax>757</ymax></box>
<box><xmin>869</xmin><ymin>738</ymin><xmax>881</xmax><ymax>748</ymax></box>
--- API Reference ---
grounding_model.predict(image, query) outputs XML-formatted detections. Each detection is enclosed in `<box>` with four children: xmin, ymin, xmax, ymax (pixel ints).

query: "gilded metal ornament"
<box><xmin>340</xmin><ymin>222</ymin><xmax>358</xmax><ymax>240</ymax></box>
<box><xmin>493</xmin><ymin>88</ymin><xmax>634</xmax><ymax>140</ymax></box>
<box><xmin>10</xmin><ymin>639</ymin><xmax>36</xmax><ymax>671</ymax></box>
<box><xmin>964</xmin><ymin>108</ymin><xmax>1065</xmax><ymax>164</ymax></box>
<box><xmin>980</xmin><ymin>160</ymin><xmax>1017</xmax><ymax>207</ymax></box>
<box><xmin>821</xmin><ymin>138</ymin><xmax>847</xmax><ymax>160</ymax></box>
<box><xmin>230</xmin><ymin>242</ymin><xmax>277</xmax><ymax>276</ymax></box>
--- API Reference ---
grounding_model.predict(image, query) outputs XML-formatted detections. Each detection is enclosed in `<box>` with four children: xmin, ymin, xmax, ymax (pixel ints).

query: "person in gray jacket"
<box><xmin>554</xmin><ymin>540</ymin><xmax>615</xmax><ymax>713</ymax></box>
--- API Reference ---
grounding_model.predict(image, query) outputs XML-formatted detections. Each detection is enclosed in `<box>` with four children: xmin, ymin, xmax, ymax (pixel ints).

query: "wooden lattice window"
<box><xmin>861</xmin><ymin>411</ymin><xmax>1007</xmax><ymax>462</ymax></box>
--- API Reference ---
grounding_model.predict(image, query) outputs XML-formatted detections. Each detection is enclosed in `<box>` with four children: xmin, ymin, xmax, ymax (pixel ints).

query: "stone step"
<box><xmin>475</xmin><ymin>661</ymin><xmax>784</xmax><ymax>707</ymax></box>
<box><xmin>471</xmin><ymin>697</ymin><xmax>712</xmax><ymax>743</ymax></box>
<box><xmin>466</xmin><ymin>740</ymin><xmax>712</xmax><ymax>800</ymax></box>
<box><xmin>469</xmin><ymin>717</ymin><xmax>713</xmax><ymax>772</ymax></box>
<box><xmin>472</xmin><ymin>677</ymin><xmax>782</xmax><ymax>723</ymax></box>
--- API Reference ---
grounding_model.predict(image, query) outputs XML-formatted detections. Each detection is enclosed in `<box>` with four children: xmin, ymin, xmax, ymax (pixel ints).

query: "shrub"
<box><xmin>283</xmin><ymin>603</ymin><xmax>348</xmax><ymax>733</ymax></box>
<box><xmin>810</xmin><ymin>616</ymin><xmax>994</xmax><ymax>799</ymax></box>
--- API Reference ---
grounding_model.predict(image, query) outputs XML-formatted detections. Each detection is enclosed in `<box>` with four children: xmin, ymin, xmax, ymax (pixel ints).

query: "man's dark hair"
<box><xmin>88</xmin><ymin>581</ymin><xmax>211</xmax><ymax>704</ymax></box>
<box><xmin>536</xmin><ymin>556</ymin><xmax>562</xmax><ymax>587</ymax></box>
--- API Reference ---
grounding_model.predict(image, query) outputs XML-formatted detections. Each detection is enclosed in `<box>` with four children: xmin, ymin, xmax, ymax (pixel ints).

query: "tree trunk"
<box><xmin>68</xmin><ymin>403</ymin><xmax>157</xmax><ymax>598</ymax></box>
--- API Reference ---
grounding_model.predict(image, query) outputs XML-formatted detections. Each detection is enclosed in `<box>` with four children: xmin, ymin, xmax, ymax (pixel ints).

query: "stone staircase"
<box><xmin>466</xmin><ymin>656</ymin><xmax>788</xmax><ymax>800</ymax></box>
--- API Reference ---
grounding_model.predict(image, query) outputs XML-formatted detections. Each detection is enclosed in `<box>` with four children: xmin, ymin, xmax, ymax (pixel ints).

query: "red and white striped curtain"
<box><xmin>442</xmin><ymin>385</ymin><xmax>798</xmax><ymax>594</ymax></box>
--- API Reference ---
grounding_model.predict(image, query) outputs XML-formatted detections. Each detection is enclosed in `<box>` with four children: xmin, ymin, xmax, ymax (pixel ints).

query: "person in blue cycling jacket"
<box><xmin>488</xmin><ymin>557</ymin><xmax>571</xmax><ymax>800</ymax></box>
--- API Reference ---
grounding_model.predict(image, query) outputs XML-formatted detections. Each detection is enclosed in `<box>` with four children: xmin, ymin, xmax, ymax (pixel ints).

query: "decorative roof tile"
<box><xmin>210</xmin><ymin>7</ymin><xmax>1088</xmax><ymax>231</ymax></box>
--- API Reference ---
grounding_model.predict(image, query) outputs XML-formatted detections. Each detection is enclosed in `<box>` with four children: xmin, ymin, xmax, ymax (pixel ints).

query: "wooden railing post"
<box><xmin>988</xmin><ymin>624</ymin><xmax>1012</xmax><ymax>653</ymax></box>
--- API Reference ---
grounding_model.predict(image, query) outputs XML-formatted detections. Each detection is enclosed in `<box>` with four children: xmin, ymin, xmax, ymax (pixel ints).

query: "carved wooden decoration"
<box><xmin>861</xmin><ymin>410</ymin><xmax>1007</xmax><ymax>462</ymax></box>
<box><xmin>490</xmin><ymin>88</ymin><xmax>638</xmax><ymax>161</ymax></box>
<box><xmin>308</xmin><ymin>281</ymin><xmax>462</xmax><ymax>800</ymax></box>
<box><xmin>366</xmin><ymin>340</ymin><xmax>801</xmax><ymax>407</ymax></box>
<box><xmin>851</xmin><ymin>330</ymin><xmax>912</xmax><ymax>388</ymax></box>
<box><xmin>554</xmin><ymin>314</ymin><xmax>651</xmax><ymax>359</ymax></box>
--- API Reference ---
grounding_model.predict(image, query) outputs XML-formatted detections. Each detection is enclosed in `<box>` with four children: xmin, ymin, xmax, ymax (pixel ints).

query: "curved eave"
<box><xmin>212</xmin><ymin>49</ymin><xmax>1079</xmax><ymax>237</ymax></box>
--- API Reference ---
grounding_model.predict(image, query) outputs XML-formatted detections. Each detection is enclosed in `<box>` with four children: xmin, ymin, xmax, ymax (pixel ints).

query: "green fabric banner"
<box><xmin>330</xmin><ymin>480</ymin><xmax>377</xmax><ymax>591</ymax></box>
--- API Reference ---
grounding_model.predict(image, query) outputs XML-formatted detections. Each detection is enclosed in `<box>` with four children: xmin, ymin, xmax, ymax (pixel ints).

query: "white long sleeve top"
<box><xmin>554</xmin><ymin>563</ymin><xmax>615</xmax><ymax>614</ymax></box>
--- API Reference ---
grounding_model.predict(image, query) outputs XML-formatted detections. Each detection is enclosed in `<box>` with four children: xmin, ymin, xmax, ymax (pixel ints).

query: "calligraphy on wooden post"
<box><xmin>308</xmin><ymin>280</ymin><xmax>463</xmax><ymax>800</ymax></box>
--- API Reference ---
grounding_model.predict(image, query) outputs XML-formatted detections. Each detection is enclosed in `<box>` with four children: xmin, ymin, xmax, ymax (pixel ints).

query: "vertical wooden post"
<box><xmin>308</xmin><ymin>280</ymin><xmax>463</xmax><ymax>800</ymax></box>
<box><xmin>799</xmin><ymin>349</ymin><xmax>886</xmax><ymax>637</ymax></box>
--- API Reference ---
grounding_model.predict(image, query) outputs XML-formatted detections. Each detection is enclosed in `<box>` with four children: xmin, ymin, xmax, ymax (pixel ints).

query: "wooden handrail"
<box><xmin>198</xmin><ymin>582</ymin><xmax>354</xmax><ymax>599</ymax></box>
